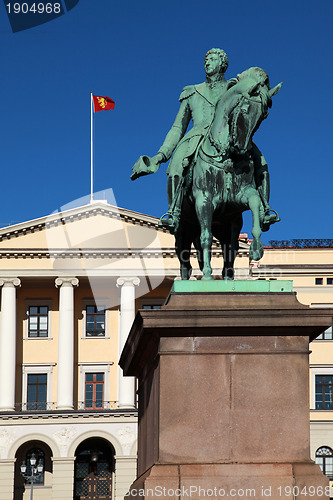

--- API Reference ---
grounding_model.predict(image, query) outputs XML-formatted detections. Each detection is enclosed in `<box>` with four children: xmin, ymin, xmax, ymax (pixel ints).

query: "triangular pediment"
<box><xmin>0</xmin><ymin>202</ymin><xmax>174</xmax><ymax>251</ymax></box>
<box><xmin>0</xmin><ymin>201</ymin><xmax>250</xmax><ymax>257</ymax></box>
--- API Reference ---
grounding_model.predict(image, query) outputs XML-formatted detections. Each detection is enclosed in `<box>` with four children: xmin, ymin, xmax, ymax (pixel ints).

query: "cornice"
<box><xmin>252</xmin><ymin>264</ymin><xmax>333</xmax><ymax>277</ymax></box>
<box><xmin>0</xmin><ymin>410</ymin><xmax>138</xmax><ymax>422</ymax></box>
<box><xmin>0</xmin><ymin>246</ymin><xmax>249</xmax><ymax>259</ymax></box>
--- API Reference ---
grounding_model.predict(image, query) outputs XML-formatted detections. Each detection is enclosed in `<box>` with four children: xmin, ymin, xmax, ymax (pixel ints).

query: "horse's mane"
<box><xmin>237</xmin><ymin>67</ymin><xmax>270</xmax><ymax>89</ymax></box>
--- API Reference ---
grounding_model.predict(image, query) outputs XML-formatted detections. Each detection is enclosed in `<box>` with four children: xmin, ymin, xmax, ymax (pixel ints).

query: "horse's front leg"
<box><xmin>195</xmin><ymin>200</ymin><xmax>214</xmax><ymax>280</ymax></box>
<box><xmin>248</xmin><ymin>190</ymin><xmax>264</xmax><ymax>261</ymax></box>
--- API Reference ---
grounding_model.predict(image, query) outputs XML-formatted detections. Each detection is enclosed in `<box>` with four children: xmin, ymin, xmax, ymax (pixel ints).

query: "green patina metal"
<box><xmin>132</xmin><ymin>48</ymin><xmax>282</xmax><ymax>281</ymax></box>
<box><xmin>171</xmin><ymin>280</ymin><xmax>293</xmax><ymax>294</ymax></box>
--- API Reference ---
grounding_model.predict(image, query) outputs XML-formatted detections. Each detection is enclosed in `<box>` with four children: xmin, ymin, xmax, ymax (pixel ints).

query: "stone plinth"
<box><xmin>120</xmin><ymin>281</ymin><xmax>333</xmax><ymax>500</ymax></box>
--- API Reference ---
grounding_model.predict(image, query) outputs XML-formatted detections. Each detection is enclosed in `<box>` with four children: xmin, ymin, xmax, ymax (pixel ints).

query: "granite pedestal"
<box><xmin>120</xmin><ymin>281</ymin><xmax>333</xmax><ymax>500</ymax></box>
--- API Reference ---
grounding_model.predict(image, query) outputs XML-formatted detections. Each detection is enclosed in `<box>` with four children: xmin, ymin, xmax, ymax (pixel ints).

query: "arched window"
<box><xmin>24</xmin><ymin>448</ymin><xmax>45</xmax><ymax>485</ymax></box>
<box><xmin>316</xmin><ymin>446</ymin><xmax>333</xmax><ymax>479</ymax></box>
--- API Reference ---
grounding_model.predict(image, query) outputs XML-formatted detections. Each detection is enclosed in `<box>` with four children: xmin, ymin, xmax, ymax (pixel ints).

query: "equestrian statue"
<box><xmin>131</xmin><ymin>48</ymin><xmax>282</xmax><ymax>280</ymax></box>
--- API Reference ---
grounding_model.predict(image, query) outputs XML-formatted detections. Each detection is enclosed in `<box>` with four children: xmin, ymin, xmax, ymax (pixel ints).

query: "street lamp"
<box><xmin>20</xmin><ymin>452</ymin><xmax>43</xmax><ymax>500</ymax></box>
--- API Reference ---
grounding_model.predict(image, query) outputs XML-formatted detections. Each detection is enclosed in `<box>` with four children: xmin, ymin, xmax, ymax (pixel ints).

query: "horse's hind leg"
<box><xmin>175</xmin><ymin>225</ymin><xmax>193</xmax><ymax>280</ymax></box>
<box><xmin>195</xmin><ymin>202</ymin><xmax>214</xmax><ymax>280</ymax></box>
<box><xmin>193</xmin><ymin>234</ymin><xmax>204</xmax><ymax>272</ymax></box>
<box><xmin>215</xmin><ymin>215</ymin><xmax>242</xmax><ymax>280</ymax></box>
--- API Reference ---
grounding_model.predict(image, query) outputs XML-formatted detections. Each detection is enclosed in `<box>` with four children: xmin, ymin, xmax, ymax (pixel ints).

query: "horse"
<box><xmin>174</xmin><ymin>67</ymin><xmax>282</xmax><ymax>280</ymax></box>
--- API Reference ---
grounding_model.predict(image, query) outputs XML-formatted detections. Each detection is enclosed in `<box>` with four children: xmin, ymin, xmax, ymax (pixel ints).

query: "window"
<box><xmin>22</xmin><ymin>364</ymin><xmax>55</xmax><ymax>411</ymax></box>
<box><xmin>27</xmin><ymin>374</ymin><xmax>47</xmax><ymax>410</ymax></box>
<box><xmin>25</xmin><ymin>300</ymin><xmax>52</xmax><ymax>340</ymax></box>
<box><xmin>85</xmin><ymin>305</ymin><xmax>105</xmax><ymax>337</ymax></box>
<box><xmin>28</xmin><ymin>306</ymin><xmax>48</xmax><ymax>337</ymax></box>
<box><xmin>315</xmin><ymin>278</ymin><xmax>323</xmax><ymax>285</ymax></box>
<box><xmin>316</xmin><ymin>447</ymin><xmax>333</xmax><ymax>479</ymax></box>
<box><xmin>327</xmin><ymin>278</ymin><xmax>333</xmax><ymax>285</ymax></box>
<box><xmin>78</xmin><ymin>363</ymin><xmax>113</xmax><ymax>409</ymax></box>
<box><xmin>85</xmin><ymin>373</ymin><xmax>104</xmax><ymax>409</ymax></box>
<box><xmin>315</xmin><ymin>375</ymin><xmax>333</xmax><ymax>409</ymax></box>
<box><xmin>142</xmin><ymin>304</ymin><xmax>162</xmax><ymax>310</ymax></box>
<box><xmin>24</xmin><ymin>448</ymin><xmax>45</xmax><ymax>484</ymax></box>
<box><xmin>316</xmin><ymin>326</ymin><xmax>333</xmax><ymax>341</ymax></box>
<box><xmin>140</xmin><ymin>298</ymin><xmax>164</xmax><ymax>310</ymax></box>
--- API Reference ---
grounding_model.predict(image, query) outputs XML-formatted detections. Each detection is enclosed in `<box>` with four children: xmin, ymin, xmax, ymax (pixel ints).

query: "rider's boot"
<box><xmin>260</xmin><ymin>207</ymin><xmax>281</xmax><ymax>232</ymax></box>
<box><xmin>159</xmin><ymin>175</ymin><xmax>181</xmax><ymax>233</ymax></box>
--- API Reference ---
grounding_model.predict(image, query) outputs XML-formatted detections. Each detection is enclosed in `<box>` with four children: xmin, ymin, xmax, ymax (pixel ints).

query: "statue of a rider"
<box><xmin>132</xmin><ymin>48</ymin><xmax>279</xmax><ymax>233</ymax></box>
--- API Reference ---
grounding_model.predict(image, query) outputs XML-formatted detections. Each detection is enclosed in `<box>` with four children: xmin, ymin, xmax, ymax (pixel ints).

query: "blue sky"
<box><xmin>0</xmin><ymin>0</ymin><xmax>332</xmax><ymax>244</ymax></box>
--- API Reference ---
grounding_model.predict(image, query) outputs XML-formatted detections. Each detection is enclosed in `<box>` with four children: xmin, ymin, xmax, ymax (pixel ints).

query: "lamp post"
<box><xmin>20</xmin><ymin>452</ymin><xmax>43</xmax><ymax>500</ymax></box>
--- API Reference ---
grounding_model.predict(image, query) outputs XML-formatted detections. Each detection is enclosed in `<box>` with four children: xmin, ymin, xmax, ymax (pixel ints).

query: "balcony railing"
<box><xmin>12</xmin><ymin>401</ymin><xmax>118</xmax><ymax>412</ymax></box>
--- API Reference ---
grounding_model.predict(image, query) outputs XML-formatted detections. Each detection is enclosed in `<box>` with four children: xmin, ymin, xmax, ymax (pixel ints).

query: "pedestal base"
<box><xmin>120</xmin><ymin>284</ymin><xmax>333</xmax><ymax>500</ymax></box>
<box><xmin>126</xmin><ymin>463</ymin><xmax>328</xmax><ymax>500</ymax></box>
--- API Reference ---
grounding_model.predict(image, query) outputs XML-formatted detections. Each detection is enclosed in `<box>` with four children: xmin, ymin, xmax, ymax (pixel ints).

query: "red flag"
<box><xmin>92</xmin><ymin>95</ymin><xmax>115</xmax><ymax>112</ymax></box>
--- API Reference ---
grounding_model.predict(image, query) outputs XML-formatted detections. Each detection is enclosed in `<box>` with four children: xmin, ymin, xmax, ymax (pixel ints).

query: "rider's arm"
<box><xmin>157</xmin><ymin>87</ymin><xmax>193</xmax><ymax>162</ymax></box>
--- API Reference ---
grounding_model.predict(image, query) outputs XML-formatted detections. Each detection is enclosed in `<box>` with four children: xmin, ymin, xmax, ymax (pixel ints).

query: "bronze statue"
<box><xmin>132</xmin><ymin>49</ymin><xmax>281</xmax><ymax>280</ymax></box>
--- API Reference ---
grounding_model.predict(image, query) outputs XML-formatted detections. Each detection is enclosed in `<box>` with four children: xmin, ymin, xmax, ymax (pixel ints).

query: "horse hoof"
<box><xmin>201</xmin><ymin>275</ymin><xmax>214</xmax><ymax>281</ymax></box>
<box><xmin>249</xmin><ymin>238</ymin><xmax>264</xmax><ymax>261</ymax></box>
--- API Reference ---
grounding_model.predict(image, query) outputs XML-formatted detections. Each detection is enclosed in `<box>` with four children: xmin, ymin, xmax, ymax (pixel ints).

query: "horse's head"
<box><xmin>228</xmin><ymin>67</ymin><xmax>282</xmax><ymax>154</ymax></box>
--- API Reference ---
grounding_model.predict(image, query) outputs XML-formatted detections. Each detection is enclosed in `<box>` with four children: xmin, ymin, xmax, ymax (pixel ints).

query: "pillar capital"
<box><xmin>55</xmin><ymin>277</ymin><xmax>79</xmax><ymax>288</ymax></box>
<box><xmin>116</xmin><ymin>277</ymin><xmax>140</xmax><ymax>288</ymax></box>
<box><xmin>0</xmin><ymin>278</ymin><xmax>21</xmax><ymax>288</ymax></box>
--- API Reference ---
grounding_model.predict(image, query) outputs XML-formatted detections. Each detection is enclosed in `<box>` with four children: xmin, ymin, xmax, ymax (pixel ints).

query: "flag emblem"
<box><xmin>92</xmin><ymin>95</ymin><xmax>115</xmax><ymax>112</ymax></box>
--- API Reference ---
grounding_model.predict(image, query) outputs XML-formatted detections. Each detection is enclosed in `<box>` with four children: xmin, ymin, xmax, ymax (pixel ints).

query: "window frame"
<box><xmin>84</xmin><ymin>372</ymin><xmax>105</xmax><ymax>410</ymax></box>
<box><xmin>315</xmin><ymin>374</ymin><xmax>333</xmax><ymax>410</ymax></box>
<box><xmin>81</xmin><ymin>300</ymin><xmax>109</xmax><ymax>339</ymax></box>
<box><xmin>311</xmin><ymin>367</ymin><xmax>333</xmax><ymax>410</ymax></box>
<box><xmin>27</xmin><ymin>373</ymin><xmax>48</xmax><ymax>410</ymax></box>
<box><xmin>25</xmin><ymin>299</ymin><xmax>52</xmax><ymax>340</ymax></box>
<box><xmin>78</xmin><ymin>363</ymin><xmax>113</xmax><ymax>409</ymax></box>
<box><xmin>22</xmin><ymin>364</ymin><xmax>55</xmax><ymax>410</ymax></box>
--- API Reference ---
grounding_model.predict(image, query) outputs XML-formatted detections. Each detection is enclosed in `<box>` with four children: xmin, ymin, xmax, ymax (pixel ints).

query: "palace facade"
<box><xmin>0</xmin><ymin>201</ymin><xmax>331</xmax><ymax>499</ymax></box>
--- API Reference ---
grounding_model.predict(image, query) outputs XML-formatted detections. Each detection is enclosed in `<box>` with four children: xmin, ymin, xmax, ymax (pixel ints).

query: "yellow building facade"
<box><xmin>0</xmin><ymin>201</ymin><xmax>331</xmax><ymax>499</ymax></box>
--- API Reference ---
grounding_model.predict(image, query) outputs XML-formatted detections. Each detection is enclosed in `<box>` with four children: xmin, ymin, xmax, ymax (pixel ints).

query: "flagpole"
<box><xmin>90</xmin><ymin>92</ymin><xmax>94</xmax><ymax>203</ymax></box>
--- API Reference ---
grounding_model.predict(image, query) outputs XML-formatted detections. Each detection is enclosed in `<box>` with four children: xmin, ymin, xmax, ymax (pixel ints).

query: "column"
<box><xmin>114</xmin><ymin>455</ymin><xmax>137</xmax><ymax>500</ymax></box>
<box><xmin>51</xmin><ymin>457</ymin><xmax>75</xmax><ymax>500</ymax></box>
<box><xmin>116</xmin><ymin>277</ymin><xmax>140</xmax><ymax>408</ymax></box>
<box><xmin>0</xmin><ymin>278</ymin><xmax>21</xmax><ymax>411</ymax></box>
<box><xmin>0</xmin><ymin>459</ymin><xmax>15</xmax><ymax>500</ymax></box>
<box><xmin>55</xmin><ymin>277</ymin><xmax>79</xmax><ymax>410</ymax></box>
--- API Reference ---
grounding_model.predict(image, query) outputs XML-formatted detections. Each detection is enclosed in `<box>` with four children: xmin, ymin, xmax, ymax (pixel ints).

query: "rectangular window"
<box><xmin>327</xmin><ymin>278</ymin><xmax>333</xmax><ymax>285</ymax></box>
<box><xmin>315</xmin><ymin>375</ymin><xmax>333</xmax><ymax>409</ymax></box>
<box><xmin>86</xmin><ymin>306</ymin><xmax>105</xmax><ymax>337</ymax></box>
<box><xmin>142</xmin><ymin>304</ymin><xmax>162</xmax><ymax>310</ymax></box>
<box><xmin>85</xmin><ymin>373</ymin><xmax>104</xmax><ymax>409</ymax></box>
<box><xmin>28</xmin><ymin>306</ymin><xmax>49</xmax><ymax>337</ymax></box>
<box><xmin>27</xmin><ymin>373</ymin><xmax>47</xmax><ymax>410</ymax></box>
<box><xmin>316</xmin><ymin>326</ymin><xmax>333</xmax><ymax>341</ymax></box>
<box><xmin>315</xmin><ymin>278</ymin><xmax>323</xmax><ymax>285</ymax></box>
